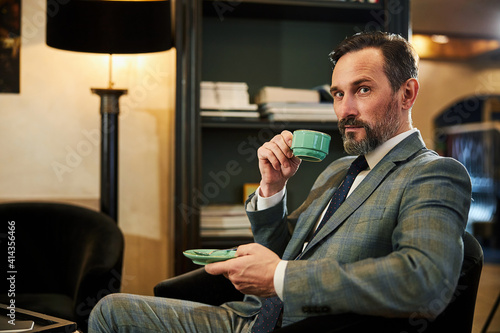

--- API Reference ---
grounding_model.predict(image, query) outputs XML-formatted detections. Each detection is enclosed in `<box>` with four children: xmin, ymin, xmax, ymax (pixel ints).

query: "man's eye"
<box><xmin>359</xmin><ymin>87</ymin><xmax>370</xmax><ymax>94</ymax></box>
<box><xmin>333</xmin><ymin>91</ymin><xmax>343</xmax><ymax>98</ymax></box>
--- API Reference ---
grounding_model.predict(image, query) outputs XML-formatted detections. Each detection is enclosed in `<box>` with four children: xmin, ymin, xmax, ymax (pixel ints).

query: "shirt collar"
<box><xmin>365</xmin><ymin>128</ymin><xmax>418</xmax><ymax>170</ymax></box>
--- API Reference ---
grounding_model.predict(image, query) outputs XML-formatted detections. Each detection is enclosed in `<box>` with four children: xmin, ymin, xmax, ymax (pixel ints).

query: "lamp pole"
<box><xmin>91</xmin><ymin>88</ymin><xmax>127</xmax><ymax>222</ymax></box>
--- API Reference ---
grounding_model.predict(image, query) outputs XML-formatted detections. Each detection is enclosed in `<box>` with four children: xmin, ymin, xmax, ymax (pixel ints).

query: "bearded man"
<box><xmin>89</xmin><ymin>31</ymin><xmax>472</xmax><ymax>333</ymax></box>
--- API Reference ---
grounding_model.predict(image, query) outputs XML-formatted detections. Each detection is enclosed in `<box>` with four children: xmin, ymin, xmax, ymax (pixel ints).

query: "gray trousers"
<box><xmin>88</xmin><ymin>293</ymin><xmax>256</xmax><ymax>333</ymax></box>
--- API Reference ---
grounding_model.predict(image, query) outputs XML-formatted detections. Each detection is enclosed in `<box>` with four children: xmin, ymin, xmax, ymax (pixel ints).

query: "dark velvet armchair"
<box><xmin>0</xmin><ymin>201</ymin><xmax>124</xmax><ymax>332</ymax></box>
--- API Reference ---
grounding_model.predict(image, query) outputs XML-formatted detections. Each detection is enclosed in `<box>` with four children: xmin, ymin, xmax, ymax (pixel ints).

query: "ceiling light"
<box><xmin>431</xmin><ymin>35</ymin><xmax>450</xmax><ymax>44</ymax></box>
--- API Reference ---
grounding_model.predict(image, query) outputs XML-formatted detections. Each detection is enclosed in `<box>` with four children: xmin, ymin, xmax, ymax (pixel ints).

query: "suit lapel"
<box><xmin>303</xmin><ymin>132</ymin><xmax>426</xmax><ymax>255</ymax></box>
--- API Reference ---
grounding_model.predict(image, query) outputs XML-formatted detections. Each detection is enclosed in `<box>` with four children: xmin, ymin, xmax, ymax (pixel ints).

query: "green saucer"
<box><xmin>183</xmin><ymin>249</ymin><xmax>237</xmax><ymax>265</ymax></box>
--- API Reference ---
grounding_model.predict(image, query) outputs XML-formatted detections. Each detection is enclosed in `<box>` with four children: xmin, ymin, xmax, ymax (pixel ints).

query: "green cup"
<box><xmin>291</xmin><ymin>130</ymin><xmax>331</xmax><ymax>162</ymax></box>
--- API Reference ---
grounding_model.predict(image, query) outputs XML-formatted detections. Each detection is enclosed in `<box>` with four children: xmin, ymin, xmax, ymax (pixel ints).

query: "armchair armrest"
<box><xmin>154</xmin><ymin>267</ymin><xmax>244</xmax><ymax>306</ymax></box>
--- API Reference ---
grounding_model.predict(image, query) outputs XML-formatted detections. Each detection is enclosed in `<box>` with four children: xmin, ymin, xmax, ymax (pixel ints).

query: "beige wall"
<box><xmin>0</xmin><ymin>1</ymin><xmax>175</xmax><ymax>295</ymax></box>
<box><xmin>413</xmin><ymin>59</ymin><xmax>500</xmax><ymax>148</ymax></box>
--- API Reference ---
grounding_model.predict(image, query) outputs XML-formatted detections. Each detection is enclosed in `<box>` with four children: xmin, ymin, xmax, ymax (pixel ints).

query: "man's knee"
<box><xmin>93</xmin><ymin>293</ymin><xmax>120</xmax><ymax>314</ymax></box>
<box><xmin>89</xmin><ymin>293</ymin><xmax>129</xmax><ymax>332</ymax></box>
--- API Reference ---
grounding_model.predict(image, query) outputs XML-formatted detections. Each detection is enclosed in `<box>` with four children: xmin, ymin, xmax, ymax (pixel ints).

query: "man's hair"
<box><xmin>329</xmin><ymin>31</ymin><xmax>419</xmax><ymax>92</ymax></box>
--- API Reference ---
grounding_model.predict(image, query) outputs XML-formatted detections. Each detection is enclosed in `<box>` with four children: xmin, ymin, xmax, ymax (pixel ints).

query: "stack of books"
<box><xmin>254</xmin><ymin>86</ymin><xmax>320</xmax><ymax>105</ymax></box>
<box><xmin>261</xmin><ymin>102</ymin><xmax>337</xmax><ymax>122</ymax></box>
<box><xmin>255</xmin><ymin>86</ymin><xmax>336</xmax><ymax>122</ymax></box>
<box><xmin>201</xmin><ymin>81</ymin><xmax>259</xmax><ymax>118</ymax></box>
<box><xmin>200</xmin><ymin>204</ymin><xmax>253</xmax><ymax>237</ymax></box>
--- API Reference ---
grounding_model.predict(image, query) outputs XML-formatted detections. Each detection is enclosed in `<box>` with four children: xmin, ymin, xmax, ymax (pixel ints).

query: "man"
<box><xmin>89</xmin><ymin>31</ymin><xmax>471</xmax><ymax>332</ymax></box>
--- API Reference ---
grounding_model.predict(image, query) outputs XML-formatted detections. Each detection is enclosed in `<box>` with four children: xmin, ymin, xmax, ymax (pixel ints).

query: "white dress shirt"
<box><xmin>251</xmin><ymin>128</ymin><xmax>418</xmax><ymax>300</ymax></box>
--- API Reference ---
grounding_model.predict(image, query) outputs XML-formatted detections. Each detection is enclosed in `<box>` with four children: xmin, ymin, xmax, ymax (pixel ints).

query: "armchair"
<box><xmin>154</xmin><ymin>232</ymin><xmax>483</xmax><ymax>332</ymax></box>
<box><xmin>0</xmin><ymin>201</ymin><xmax>124</xmax><ymax>333</ymax></box>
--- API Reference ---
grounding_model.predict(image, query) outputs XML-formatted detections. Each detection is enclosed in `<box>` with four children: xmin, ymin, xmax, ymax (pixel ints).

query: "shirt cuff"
<box><xmin>273</xmin><ymin>260</ymin><xmax>288</xmax><ymax>301</ymax></box>
<box><xmin>255</xmin><ymin>186</ymin><xmax>286</xmax><ymax>211</ymax></box>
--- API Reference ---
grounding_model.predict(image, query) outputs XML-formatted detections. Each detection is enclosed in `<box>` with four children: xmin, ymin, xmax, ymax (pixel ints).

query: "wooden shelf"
<box><xmin>201</xmin><ymin>116</ymin><xmax>338</xmax><ymax>130</ymax></box>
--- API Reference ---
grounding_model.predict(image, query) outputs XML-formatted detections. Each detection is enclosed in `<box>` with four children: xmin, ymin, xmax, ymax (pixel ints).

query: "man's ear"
<box><xmin>401</xmin><ymin>78</ymin><xmax>419</xmax><ymax>110</ymax></box>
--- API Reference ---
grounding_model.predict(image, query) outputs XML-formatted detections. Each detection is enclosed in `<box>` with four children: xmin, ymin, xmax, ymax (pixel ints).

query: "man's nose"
<box><xmin>335</xmin><ymin>95</ymin><xmax>359</xmax><ymax>119</ymax></box>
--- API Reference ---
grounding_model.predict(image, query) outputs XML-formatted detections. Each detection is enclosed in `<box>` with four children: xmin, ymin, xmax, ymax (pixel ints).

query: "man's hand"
<box><xmin>257</xmin><ymin>130</ymin><xmax>301</xmax><ymax>197</ymax></box>
<box><xmin>205</xmin><ymin>243</ymin><xmax>281</xmax><ymax>298</ymax></box>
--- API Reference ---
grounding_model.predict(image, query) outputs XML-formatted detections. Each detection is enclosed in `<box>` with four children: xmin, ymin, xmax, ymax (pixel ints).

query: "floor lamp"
<box><xmin>46</xmin><ymin>0</ymin><xmax>173</xmax><ymax>222</ymax></box>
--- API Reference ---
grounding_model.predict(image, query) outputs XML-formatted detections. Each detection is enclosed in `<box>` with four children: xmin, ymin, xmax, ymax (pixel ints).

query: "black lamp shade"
<box><xmin>46</xmin><ymin>0</ymin><xmax>173</xmax><ymax>54</ymax></box>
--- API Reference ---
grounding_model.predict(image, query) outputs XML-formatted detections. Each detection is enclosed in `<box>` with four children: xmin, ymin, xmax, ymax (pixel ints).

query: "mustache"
<box><xmin>338</xmin><ymin>117</ymin><xmax>368</xmax><ymax>130</ymax></box>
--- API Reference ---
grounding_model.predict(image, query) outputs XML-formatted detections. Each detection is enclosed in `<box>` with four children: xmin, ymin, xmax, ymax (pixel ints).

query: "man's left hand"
<box><xmin>205</xmin><ymin>243</ymin><xmax>281</xmax><ymax>298</ymax></box>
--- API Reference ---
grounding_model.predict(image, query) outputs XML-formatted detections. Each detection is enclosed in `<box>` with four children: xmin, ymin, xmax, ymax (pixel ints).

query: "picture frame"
<box><xmin>0</xmin><ymin>0</ymin><xmax>21</xmax><ymax>93</ymax></box>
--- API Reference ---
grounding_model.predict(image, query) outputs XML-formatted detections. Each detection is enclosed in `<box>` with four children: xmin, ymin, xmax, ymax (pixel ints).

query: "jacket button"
<box><xmin>302</xmin><ymin>305</ymin><xmax>330</xmax><ymax>313</ymax></box>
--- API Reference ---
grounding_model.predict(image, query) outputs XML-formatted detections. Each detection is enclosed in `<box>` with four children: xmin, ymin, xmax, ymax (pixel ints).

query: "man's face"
<box><xmin>330</xmin><ymin>47</ymin><xmax>405</xmax><ymax>155</ymax></box>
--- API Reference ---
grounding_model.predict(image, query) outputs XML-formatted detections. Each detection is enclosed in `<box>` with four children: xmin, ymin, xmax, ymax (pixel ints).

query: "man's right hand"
<box><xmin>257</xmin><ymin>130</ymin><xmax>301</xmax><ymax>197</ymax></box>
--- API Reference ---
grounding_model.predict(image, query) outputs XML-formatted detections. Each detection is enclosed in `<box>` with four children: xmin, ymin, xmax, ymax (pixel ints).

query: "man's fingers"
<box><xmin>272</xmin><ymin>132</ymin><xmax>294</xmax><ymax>159</ymax></box>
<box><xmin>258</xmin><ymin>144</ymin><xmax>284</xmax><ymax>171</ymax></box>
<box><xmin>279</xmin><ymin>130</ymin><xmax>294</xmax><ymax>150</ymax></box>
<box><xmin>258</xmin><ymin>141</ymin><xmax>292</xmax><ymax>170</ymax></box>
<box><xmin>235</xmin><ymin>243</ymin><xmax>257</xmax><ymax>256</ymax></box>
<box><xmin>206</xmin><ymin>244</ymin><xmax>254</xmax><ymax>276</ymax></box>
<box><xmin>205</xmin><ymin>261</ymin><xmax>228</xmax><ymax>275</ymax></box>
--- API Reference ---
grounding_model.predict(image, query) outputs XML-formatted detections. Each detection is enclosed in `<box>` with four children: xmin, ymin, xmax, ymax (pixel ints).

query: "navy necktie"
<box><xmin>251</xmin><ymin>296</ymin><xmax>283</xmax><ymax>333</ymax></box>
<box><xmin>251</xmin><ymin>155</ymin><xmax>367</xmax><ymax>333</ymax></box>
<box><xmin>312</xmin><ymin>155</ymin><xmax>368</xmax><ymax>238</ymax></box>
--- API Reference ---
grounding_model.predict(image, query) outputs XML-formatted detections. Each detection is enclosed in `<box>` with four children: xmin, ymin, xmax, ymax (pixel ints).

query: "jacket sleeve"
<box><xmin>245</xmin><ymin>192</ymin><xmax>291</xmax><ymax>257</ymax></box>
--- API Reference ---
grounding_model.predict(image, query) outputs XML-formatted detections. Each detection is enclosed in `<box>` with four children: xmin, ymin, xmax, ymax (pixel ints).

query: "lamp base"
<box><xmin>91</xmin><ymin>88</ymin><xmax>128</xmax><ymax>222</ymax></box>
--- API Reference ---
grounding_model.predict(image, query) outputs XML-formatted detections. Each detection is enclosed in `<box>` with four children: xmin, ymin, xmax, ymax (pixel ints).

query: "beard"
<box><xmin>339</xmin><ymin>98</ymin><xmax>401</xmax><ymax>155</ymax></box>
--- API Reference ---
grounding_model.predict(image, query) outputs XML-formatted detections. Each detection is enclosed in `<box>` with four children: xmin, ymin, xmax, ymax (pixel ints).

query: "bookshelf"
<box><xmin>173</xmin><ymin>0</ymin><xmax>410</xmax><ymax>274</ymax></box>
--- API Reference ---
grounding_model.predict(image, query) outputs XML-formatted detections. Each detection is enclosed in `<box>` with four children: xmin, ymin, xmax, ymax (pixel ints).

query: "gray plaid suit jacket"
<box><xmin>222</xmin><ymin>131</ymin><xmax>472</xmax><ymax>328</ymax></box>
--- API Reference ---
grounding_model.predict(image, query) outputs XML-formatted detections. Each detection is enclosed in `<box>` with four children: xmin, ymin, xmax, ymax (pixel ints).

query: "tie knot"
<box><xmin>349</xmin><ymin>155</ymin><xmax>368</xmax><ymax>174</ymax></box>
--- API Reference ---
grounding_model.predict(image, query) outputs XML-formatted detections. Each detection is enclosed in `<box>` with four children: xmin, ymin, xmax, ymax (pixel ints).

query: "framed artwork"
<box><xmin>0</xmin><ymin>0</ymin><xmax>20</xmax><ymax>93</ymax></box>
